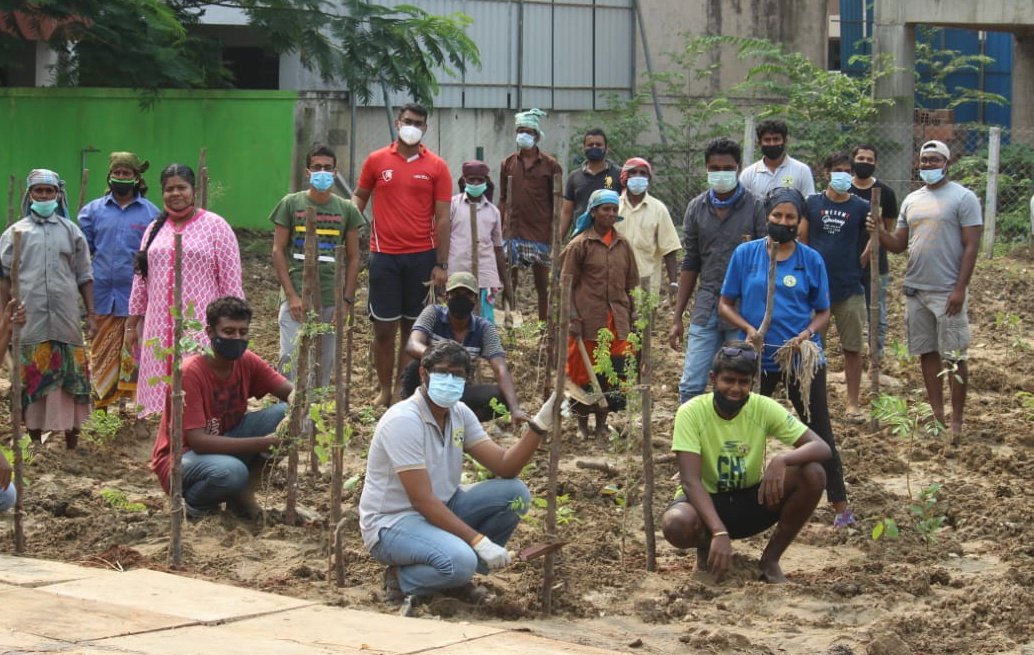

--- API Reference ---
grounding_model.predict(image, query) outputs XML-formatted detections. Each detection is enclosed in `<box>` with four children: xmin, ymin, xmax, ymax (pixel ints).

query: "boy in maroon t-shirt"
<box><xmin>151</xmin><ymin>296</ymin><xmax>293</xmax><ymax>518</ymax></box>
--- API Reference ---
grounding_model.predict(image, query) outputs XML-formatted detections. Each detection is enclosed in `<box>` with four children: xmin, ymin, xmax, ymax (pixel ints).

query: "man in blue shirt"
<box><xmin>800</xmin><ymin>152</ymin><xmax>871</xmax><ymax>422</ymax></box>
<box><xmin>78</xmin><ymin>152</ymin><xmax>161</xmax><ymax>410</ymax></box>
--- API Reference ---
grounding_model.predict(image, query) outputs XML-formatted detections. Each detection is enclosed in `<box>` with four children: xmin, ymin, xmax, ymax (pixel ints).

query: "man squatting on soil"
<box><xmin>661</xmin><ymin>342</ymin><xmax>831</xmax><ymax>583</ymax></box>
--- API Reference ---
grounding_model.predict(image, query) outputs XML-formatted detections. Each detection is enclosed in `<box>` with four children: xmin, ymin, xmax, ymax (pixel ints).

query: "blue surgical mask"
<box><xmin>828</xmin><ymin>171</ymin><xmax>853</xmax><ymax>194</ymax></box>
<box><xmin>309</xmin><ymin>171</ymin><xmax>334</xmax><ymax>191</ymax></box>
<box><xmin>919</xmin><ymin>167</ymin><xmax>945</xmax><ymax>185</ymax></box>
<box><xmin>626</xmin><ymin>176</ymin><xmax>649</xmax><ymax>195</ymax></box>
<box><xmin>31</xmin><ymin>199</ymin><xmax>58</xmax><ymax>217</ymax></box>
<box><xmin>465</xmin><ymin>182</ymin><xmax>487</xmax><ymax>198</ymax></box>
<box><xmin>707</xmin><ymin>171</ymin><xmax>738</xmax><ymax>194</ymax></box>
<box><xmin>426</xmin><ymin>372</ymin><xmax>466</xmax><ymax>408</ymax></box>
<box><xmin>516</xmin><ymin>132</ymin><xmax>536</xmax><ymax>150</ymax></box>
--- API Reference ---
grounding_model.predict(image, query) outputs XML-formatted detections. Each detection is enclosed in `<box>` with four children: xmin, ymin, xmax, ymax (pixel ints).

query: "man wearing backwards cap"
<box><xmin>614</xmin><ymin>157</ymin><xmax>681</xmax><ymax>299</ymax></box>
<box><xmin>868</xmin><ymin>139</ymin><xmax>982</xmax><ymax>442</ymax></box>
<box><xmin>499</xmin><ymin>108</ymin><xmax>563</xmax><ymax>322</ymax></box>
<box><xmin>78</xmin><ymin>151</ymin><xmax>160</xmax><ymax>410</ymax></box>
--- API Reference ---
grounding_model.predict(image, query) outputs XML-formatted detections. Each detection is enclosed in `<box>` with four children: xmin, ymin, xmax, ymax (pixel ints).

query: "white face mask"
<box><xmin>398</xmin><ymin>124</ymin><xmax>423</xmax><ymax>146</ymax></box>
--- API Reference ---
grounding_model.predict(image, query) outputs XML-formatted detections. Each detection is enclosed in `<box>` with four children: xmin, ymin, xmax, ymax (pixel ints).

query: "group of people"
<box><xmin>0</xmin><ymin>108</ymin><xmax>982</xmax><ymax>605</ymax></box>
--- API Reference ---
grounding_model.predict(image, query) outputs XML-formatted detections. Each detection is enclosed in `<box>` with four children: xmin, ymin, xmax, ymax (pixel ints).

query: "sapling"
<box><xmin>870</xmin><ymin>393</ymin><xmax>945</xmax><ymax>498</ymax></box>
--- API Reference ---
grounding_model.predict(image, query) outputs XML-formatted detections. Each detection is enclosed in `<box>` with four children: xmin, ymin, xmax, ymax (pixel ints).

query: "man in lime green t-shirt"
<box><xmin>271</xmin><ymin>144</ymin><xmax>365</xmax><ymax>386</ymax></box>
<box><xmin>662</xmin><ymin>341</ymin><xmax>831</xmax><ymax>583</ymax></box>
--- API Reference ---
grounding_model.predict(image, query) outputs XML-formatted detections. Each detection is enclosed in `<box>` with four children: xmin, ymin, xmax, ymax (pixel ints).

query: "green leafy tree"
<box><xmin>914</xmin><ymin>26</ymin><xmax>1008</xmax><ymax>111</ymax></box>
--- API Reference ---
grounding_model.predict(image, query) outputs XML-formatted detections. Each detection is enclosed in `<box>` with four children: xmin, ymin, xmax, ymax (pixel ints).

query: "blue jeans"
<box><xmin>861</xmin><ymin>272</ymin><xmax>889</xmax><ymax>355</ymax></box>
<box><xmin>0</xmin><ymin>483</ymin><xmax>16</xmax><ymax>513</ymax></box>
<box><xmin>370</xmin><ymin>478</ymin><xmax>531</xmax><ymax>596</ymax></box>
<box><xmin>678</xmin><ymin>310</ymin><xmax>741</xmax><ymax>404</ymax></box>
<box><xmin>181</xmin><ymin>403</ymin><xmax>287</xmax><ymax>513</ymax></box>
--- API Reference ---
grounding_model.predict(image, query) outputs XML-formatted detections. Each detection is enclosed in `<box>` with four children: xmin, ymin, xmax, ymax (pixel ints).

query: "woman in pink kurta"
<box><xmin>127</xmin><ymin>164</ymin><xmax>244</xmax><ymax>417</ymax></box>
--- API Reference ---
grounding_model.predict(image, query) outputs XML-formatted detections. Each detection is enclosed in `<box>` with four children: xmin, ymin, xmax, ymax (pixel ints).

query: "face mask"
<box><xmin>852</xmin><ymin>162</ymin><xmax>875</xmax><ymax>179</ymax></box>
<box><xmin>761</xmin><ymin>144</ymin><xmax>785</xmax><ymax>160</ymax></box>
<box><xmin>516</xmin><ymin>132</ymin><xmax>536</xmax><ymax>150</ymax></box>
<box><xmin>465</xmin><ymin>182</ymin><xmax>487</xmax><ymax>198</ymax></box>
<box><xmin>919</xmin><ymin>167</ymin><xmax>946</xmax><ymax>185</ymax></box>
<box><xmin>426</xmin><ymin>371</ymin><xmax>466</xmax><ymax>408</ymax></box>
<box><xmin>625</xmin><ymin>176</ymin><xmax>649</xmax><ymax>195</ymax></box>
<box><xmin>713</xmin><ymin>389</ymin><xmax>749</xmax><ymax>416</ymax></box>
<box><xmin>767</xmin><ymin>222</ymin><xmax>797</xmax><ymax>243</ymax></box>
<box><xmin>828</xmin><ymin>171</ymin><xmax>853</xmax><ymax>194</ymax></box>
<box><xmin>212</xmin><ymin>336</ymin><xmax>248</xmax><ymax>361</ymax></box>
<box><xmin>707</xmin><ymin>171</ymin><xmax>738</xmax><ymax>194</ymax></box>
<box><xmin>109</xmin><ymin>177</ymin><xmax>137</xmax><ymax>196</ymax></box>
<box><xmin>447</xmin><ymin>294</ymin><xmax>476</xmax><ymax>319</ymax></box>
<box><xmin>31</xmin><ymin>199</ymin><xmax>58</xmax><ymax>217</ymax></box>
<box><xmin>309</xmin><ymin>170</ymin><xmax>334</xmax><ymax>191</ymax></box>
<box><xmin>584</xmin><ymin>147</ymin><xmax>606</xmax><ymax>162</ymax></box>
<box><xmin>398</xmin><ymin>124</ymin><xmax>423</xmax><ymax>146</ymax></box>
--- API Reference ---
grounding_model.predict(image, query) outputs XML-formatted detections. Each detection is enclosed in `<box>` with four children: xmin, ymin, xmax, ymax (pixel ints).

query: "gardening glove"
<box><xmin>472</xmin><ymin>535</ymin><xmax>511</xmax><ymax>571</ymax></box>
<box><xmin>530</xmin><ymin>391</ymin><xmax>558</xmax><ymax>434</ymax></box>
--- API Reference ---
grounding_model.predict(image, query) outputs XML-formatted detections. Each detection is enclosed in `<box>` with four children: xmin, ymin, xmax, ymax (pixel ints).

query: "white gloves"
<box><xmin>472</xmin><ymin>535</ymin><xmax>512</xmax><ymax>571</ymax></box>
<box><xmin>530</xmin><ymin>391</ymin><xmax>558</xmax><ymax>434</ymax></box>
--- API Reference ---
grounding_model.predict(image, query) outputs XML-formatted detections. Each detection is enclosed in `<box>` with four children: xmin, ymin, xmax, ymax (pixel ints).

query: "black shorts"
<box><xmin>368</xmin><ymin>250</ymin><xmax>437</xmax><ymax>321</ymax></box>
<box><xmin>672</xmin><ymin>484</ymin><xmax>780</xmax><ymax>539</ymax></box>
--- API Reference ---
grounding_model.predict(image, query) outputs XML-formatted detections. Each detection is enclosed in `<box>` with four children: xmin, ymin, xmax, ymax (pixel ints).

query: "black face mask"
<box><xmin>212</xmin><ymin>337</ymin><xmax>248</xmax><ymax>361</ymax></box>
<box><xmin>584</xmin><ymin>147</ymin><xmax>606</xmax><ymax>162</ymax></box>
<box><xmin>713</xmin><ymin>389</ymin><xmax>749</xmax><ymax>417</ymax></box>
<box><xmin>110</xmin><ymin>179</ymin><xmax>137</xmax><ymax>196</ymax></box>
<box><xmin>761</xmin><ymin>144</ymin><xmax>785</xmax><ymax>161</ymax></box>
<box><xmin>767</xmin><ymin>222</ymin><xmax>797</xmax><ymax>243</ymax></box>
<box><xmin>447</xmin><ymin>294</ymin><xmax>476</xmax><ymax>319</ymax></box>
<box><xmin>852</xmin><ymin>162</ymin><xmax>876</xmax><ymax>180</ymax></box>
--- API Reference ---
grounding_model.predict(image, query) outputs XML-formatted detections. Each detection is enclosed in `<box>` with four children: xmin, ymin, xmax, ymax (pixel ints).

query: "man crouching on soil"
<box><xmin>661</xmin><ymin>341</ymin><xmax>831</xmax><ymax>583</ymax></box>
<box><xmin>359</xmin><ymin>340</ymin><xmax>555</xmax><ymax>608</ymax></box>
<box><xmin>150</xmin><ymin>296</ymin><xmax>292</xmax><ymax>519</ymax></box>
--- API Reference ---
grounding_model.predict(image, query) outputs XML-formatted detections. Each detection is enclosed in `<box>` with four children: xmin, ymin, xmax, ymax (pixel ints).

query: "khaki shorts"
<box><xmin>821</xmin><ymin>293</ymin><xmax>866</xmax><ymax>353</ymax></box>
<box><xmin>904</xmin><ymin>288</ymin><xmax>970</xmax><ymax>358</ymax></box>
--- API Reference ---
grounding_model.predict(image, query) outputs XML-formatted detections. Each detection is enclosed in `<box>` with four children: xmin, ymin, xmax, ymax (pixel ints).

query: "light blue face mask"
<box><xmin>828</xmin><ymin>171</ymin><xmax>853</xmax><ymax>194</ymax></box>
<box><xmin>427</xmin><ymin>371</ymin><xmax>466</xmax><ymax>408</ymax></box>
<box><xmin>31</xmin><ymin>199</ymin><xmax>58</xmax><ymax>217</ymax></box>
<box><xmin>707</xmin><ymin>171</ymin><xmax>738</xmax><ymax>194</ymax></box>
<box><xmin>919</xmin><ymin>167</ymin><xmax>946</xmax><ymax>185</ymax></box>
<box><xmin>516</xmin><ymin>132</ymin><xmax>536</xmax><ymax>150</ymax></box>
<box><xmin>465</xmin><ymin>182</ymin><xmax>487</xmax><ymax>198</ymax></box>
<box><xmin>309</xmin><ymin>170</ymin><xmax>334</xmax><ymax>191</ymax></box>
<box><xmin>625</xmin><ymin>176</ymin><xmax>649</xmax><ymax>195</ymax></box>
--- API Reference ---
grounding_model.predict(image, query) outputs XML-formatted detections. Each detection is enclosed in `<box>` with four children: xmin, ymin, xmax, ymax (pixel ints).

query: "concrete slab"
<box><xmin>221</xmin><ymin>605</ymin><xmax>503</xmax><ymax>654</ymax></box>
<box><xmin>0</xmin><ymin>627</ymin><xmax>67</xmax><ymax>650</ymax></box>
<box><xmin>94</xmin><ymin>624</ymin><xmax>367</xmax><ymax>655</ymax></box>
<box><xmin>0</xmin><ymin>585</ymin><xmax>193</xmax><ymax>642</ymax></box>
<box><xmin>0</xmin><ymin>554</ymin><xmax>112</xmax><ymax>587</ymax></box>
<box><xmin>43</xmin><ymin>568</ymin><xmax>314</xmax><ymax>623</ymax></box>
<box><xmin>433</xmin><ymin>632</ymin><xmax>625</xmax><ymax>654</ymax></box>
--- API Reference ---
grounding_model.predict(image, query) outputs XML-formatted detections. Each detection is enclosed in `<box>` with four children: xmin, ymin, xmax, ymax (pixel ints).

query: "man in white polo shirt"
<box><xmin>739</xmin><ymin>119</ymin><xmax>816</xmax><ymax>199</ymax></box>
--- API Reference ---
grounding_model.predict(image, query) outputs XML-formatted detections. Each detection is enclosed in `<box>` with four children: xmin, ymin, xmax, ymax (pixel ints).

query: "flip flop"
<box><xmin>843</xmin><ymin>410</ymin><xmax>867</xmax><ymax>425</ymax></box>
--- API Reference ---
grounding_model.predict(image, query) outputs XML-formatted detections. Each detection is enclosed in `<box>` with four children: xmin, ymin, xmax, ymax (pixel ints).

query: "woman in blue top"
<box><xmin>718</xmin><ymin>187</ymin><xmax>852</xmax><ymax>528</ymax></box>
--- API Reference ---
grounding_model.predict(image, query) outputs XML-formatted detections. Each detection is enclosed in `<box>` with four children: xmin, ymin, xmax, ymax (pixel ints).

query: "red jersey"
<box><xmin>357</xmin><ymin>142</ymin><xmax>453</xmax><ymax>254</ymax></box>
<box><xmin>150</xmin><ymin>351</ymin><xmax>285</xmax><ymax>493</ymax></box>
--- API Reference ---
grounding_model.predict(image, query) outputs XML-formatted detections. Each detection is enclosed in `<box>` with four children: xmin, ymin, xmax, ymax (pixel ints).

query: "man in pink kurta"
<box><xmin>129</xmin><ymin>210</ymin><xmax>244</xmax><ymax>416</ymax></box>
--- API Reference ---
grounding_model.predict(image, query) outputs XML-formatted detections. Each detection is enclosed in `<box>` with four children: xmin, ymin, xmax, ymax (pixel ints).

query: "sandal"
<box><xmin>833</xmin><ymin>508</ymin><xmax>857</xmax><ymax>529</ymax></box>
<box><xmin>843</xmin><ymin>410</ymin><xmax>866</xmax><ymax>425</ymax></box>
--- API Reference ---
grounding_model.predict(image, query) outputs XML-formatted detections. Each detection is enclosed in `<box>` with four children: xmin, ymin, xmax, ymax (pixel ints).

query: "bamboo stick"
<box><xmin>306</xmin><ymin>209</ymin><xmax>322</xmax><ymax>475</ymax></box>
<box><xmin>469</xmin><ymin>199</ymin><xmax>479</xmax><ymax>316</ymax></box>
<box><xmin>867</xmin><ymin>186</ymin><xmax>883</xmax><ymax>431</ymax></box>
<box><xmin>10</xmin><ymin>231</ymin><xmax>24</xmax><ymax>552</ymax></box>
<box><xmin>543</xmin><ymin>173</ymin><xmax>563</xmax><ymax>399</ymax></box>
<box><xmin>331</xmin><ymin>244</ymin><xmax>346</xmax><ymax>586</ymax></box>
<box><xmin>639</xmin><ymin>278</ymin><xmax>656</xmax><ymax>572</ymax></box>
<box><xmin>6</xmin><ymin>175</ymin><xmax>16</xmax><ymax>230</ymax></box>
<box><xmin>169</xmin><ymin>233</ymin><xmax>185</xmax><ymax>568</ymax></box>
<box><xmin>502</xmin><ymin>175</ymin><xmax>515</xmax><ymax>328</ymax></box>
<box><xmin>753</xmin><ymin>239</ymin><xmax>778</xmax><ymax>392</ymax></box>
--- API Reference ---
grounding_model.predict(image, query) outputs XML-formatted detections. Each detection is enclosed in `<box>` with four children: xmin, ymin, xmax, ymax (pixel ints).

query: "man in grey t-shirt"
<box><xmin>869</xmin><ymin>140</ymin><xmax>982</xmax><ymax>441</ymax></box>
<box><xmin>359</xmin><ymin>340</ymin><xmax>554</xmax><ymax>610</ymax></box>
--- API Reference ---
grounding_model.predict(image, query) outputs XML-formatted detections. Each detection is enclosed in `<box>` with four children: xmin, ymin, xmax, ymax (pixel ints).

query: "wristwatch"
<box><xmin>435</xmin><ymin>262</ymin><xmax>448</xmax><ymax>270</ymax></box>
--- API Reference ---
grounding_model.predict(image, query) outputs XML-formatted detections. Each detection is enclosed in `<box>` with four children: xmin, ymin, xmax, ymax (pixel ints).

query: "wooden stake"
<box><xmin>6</xmin><ymin>175</ymin><xmax>15</xmax><ymax>230</ymax></box>
<box><xmin>867</xmin><ymin>186</ymin><xmax>883</xmax><ymax>431</ymax></box>
<box><xmin>639</xmin><ymin>277</ymin><xmax>657</xmax><ymax>572</ymax></box>
<box><xmin>542</xmin><ymin>273</ymin><xmax>572</xmax><ymax>615</ymax></box>
<box><xmin>753</xmin><ymin>239</ymin><xmax>778</xmax><ymax>392</ymax></box>
<box><xmin>76</xmin><ymin>168</ymin><xmax>89</xmax><ymax>214</ymax></box>
<box><xmin>10</xmin><ymin>231</ymin><xmax>25</xmax><ymax>553</ymax></box>
<box><xmin>169</xmin><ymin>232</ymin><xmax>185</xmax><ymax>568</ymax></box>
<box><xmin>331</xmin><ymin>244</ymin><xmax>347</xmax><ymax>587</ymax></box>
<box><xmin>469</xmin><ymin>199</ymin><xmax>480</xmax><ymax>316</ymax></box>
<box><xmin>306</xmin><ymin>209</ymin><xmax>323</xmax><ymax>476</ymax></box>
<box><xmin>542</xmin><ymin>173</ymin><xmax>563</xmax><ymax>399</ymax></box>
<box><xmin>197</xmin><ymin>148</ymin><xmax>208</xmax><ymax>210</ymax></box>
<box><xmin>501</xmin><ymin>175</ymin><xmax>516</xmax><ymax>328</ymax></box>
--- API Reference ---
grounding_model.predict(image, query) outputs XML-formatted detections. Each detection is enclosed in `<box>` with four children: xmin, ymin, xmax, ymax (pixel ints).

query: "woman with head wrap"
<box><xmin>78</xmin><ymin>152</ymin><xmax>161</xmax><ymax>410</ymax></box>
<box><xmin>717</xmin><ymin>187</ymin><xmax>854</xmax><ymax>527</ymax></box>
<box><xmin>561</xmin><ymin>189</ymin><xmax>639</xmax><ymax>438</ymax></box>
<box><xmin>0</xmin><ymin>169</ymin><xmax>96</xmax><ymax>449</ymax></box>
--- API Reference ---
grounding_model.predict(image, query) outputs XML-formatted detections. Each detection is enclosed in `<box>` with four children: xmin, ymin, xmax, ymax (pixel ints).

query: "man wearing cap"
<box><xmin>449</xmin><ymin>161</ymin><xmax>508</xmax><ymax>324</ymax></box>
<box><xmin>499</xmin><ymin>109</ymin><xmax>563</xmax><ymax>322</ymax></box>
<box><xmin>0</xmin><ymin>169</ymin><xmax>95</xmax><ymax>449</ymax></box>
<box><xmin>869</xmin><ymin>140</ymin><xmax>982</xmax><ymax>441</ymax></box>
<box><xmin>614</xmin><ymin>157</ymin><xmax>681</xmax><ymax>299</ymax></box>
<box><xmin>402</xmin><ymin>272</ymin><xmax>529</xmax><ymax>425</ymax></box>
<box><xmin>78</xmin><ymin>152</ymin><xmax>161</xmax><ymax>410</ymax></box>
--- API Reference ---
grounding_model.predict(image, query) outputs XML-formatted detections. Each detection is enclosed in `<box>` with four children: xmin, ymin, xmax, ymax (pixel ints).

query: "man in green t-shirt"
<box><xmin>661</xmin><ymin>341</ymin><xmax>831</xmax><ymax>583</ymax></box>
<box><xmin>271</xmin><ymin>145</ymin><xmax>365</xmax><ymax>386</ymax></box>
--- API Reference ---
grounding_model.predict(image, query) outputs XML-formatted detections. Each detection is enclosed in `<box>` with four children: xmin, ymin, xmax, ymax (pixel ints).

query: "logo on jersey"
<box><xmin>413</xmin><ymin>173</ymin><xmax>431</xmax><ymax>181</ymax></box>
<box><xmin>381</xmin><ymin>169</ymin><xmax>394</xmax><ymax>182</ymax></box>
<box><xmin>782</xmin><ymin>274</ymin><xmax>798</xmax><ymax>288</ymax></box>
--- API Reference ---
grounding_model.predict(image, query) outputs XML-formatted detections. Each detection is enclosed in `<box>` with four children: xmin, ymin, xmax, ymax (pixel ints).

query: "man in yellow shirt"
<box><xmin>661</xmin><ymin>342</ymin><xmax>831</xmax><ymax>583</ymax></box>
<box><xmin>615</xmin><ymin>157</ymin><xmax>681</xmax><ymax>298</ymax></box>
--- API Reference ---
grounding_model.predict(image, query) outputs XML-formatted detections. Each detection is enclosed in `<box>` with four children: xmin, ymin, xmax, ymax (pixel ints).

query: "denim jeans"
<box><xmin>279</xmin><ymin>302</ymin><xmax>336</xmax><ymax>388</ymax></box>
<box><xmin>0</xmin><ymin>483</ymin><xmax>16</xmax><ymax>513</ymax></box>
<box><xmin>678</xmin><ymin>310</ymin><xmax>741</xmax><ymax>404</ymax></box>
<box><xmin>861</xmin><ymin>273</ymin><xmax>889</xmax><ymax>356</ymax></box>
<box><xmin>181</xmin><ymin>402</ymin><xmax>287</xmax><ymax>513</ymax></box>
<box><xmin>370</xmin><ymin>478</ymin><xmax>531</xmax><ymax>596</ymax></box>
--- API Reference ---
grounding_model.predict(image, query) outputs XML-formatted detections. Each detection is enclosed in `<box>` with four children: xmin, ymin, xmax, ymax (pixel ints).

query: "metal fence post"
<box><xmin>982</xmin><ymin>126</ymin><xmax>1001</xmax><ymax>258</ymax></box>
<box><xmin>742</xmin><ymin>115</ymin><xmax>756</xmax><ymax>165</ymax></box>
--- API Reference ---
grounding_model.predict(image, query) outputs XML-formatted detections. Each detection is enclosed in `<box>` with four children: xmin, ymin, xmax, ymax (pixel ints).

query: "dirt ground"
<box><xmin>3</xmin><ymin>232</ymin><xmax>1034</xmax><ymax>655</ymax></box>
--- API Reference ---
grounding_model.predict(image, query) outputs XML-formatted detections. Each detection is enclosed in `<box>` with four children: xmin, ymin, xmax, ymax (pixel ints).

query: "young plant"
<box><xmin>871</xmin><ymin>517</ymin><xmax>900</xmax><ymax>541</ymax></box>
<box><xmin>910</xmin><ymin>482</ymin><xmax>947</xmax><ymax>545</ymax></box>
<box><xmin>145</xmin><ymin>302</ymin><xmax>205</xmax><ymax>387</ymax></box>
<box><xmin>0</xmin><ymin>437</ymin><xmax>34</xmax><ymax>469</ymax></box>
<box><xmin>514</xmin><ymin>493</ymin><xmax>577</xmax><ymax>527</ymax></box>
<box><xmin>461</xmin><ymin>453</ymin><xmax>495</xmax><ymax>484</ymax></box>
<box><xmin>870</xmin><ymin>393</ymin><xmax>945</xmax><ymax>498</ymax></box>
<box><xmin>1015</xmin><ymin>391</ymin><xmax>1034</xmax><ymax>421</ymax></box>
<box><xmin>100</xmin><ymin>488</ymin><xmax>147</xmax><ymax>512</ymax></box>
<box><xmin>488</xmin><ymin>397</ymin><xmax>512</xmax><ymax>424</ymax></box>
<box><xmin>308</xmin><ymin>399</ymin><xmax>354</xmax><ymax>466</ymax></box>
<box><xmin>80</xmin><ymin>409</ymin><xmax>124</xmax><ymax>447</ymax></box>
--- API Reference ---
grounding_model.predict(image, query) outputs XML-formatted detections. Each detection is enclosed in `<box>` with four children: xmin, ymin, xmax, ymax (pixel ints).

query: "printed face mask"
<box><xmin>707</xmin><ymin>171</ymin><xmax>738</xmax><ymax>194</ymax></box>
<box><xmin>398</xmin><ymin>124</ymin><xmax>423</xmax><ymax>146</ymax></box>
<box><xmin>212</xmin><ymin>337</ymin><xmax>248</xmax><ymax>361</ymax></box>
<box><xmin>309</xmin><ymin>170</ymin><xmax>334</xmax><ymax>191</ymax></box>
<box><xmin>625</xmin><ymin>176</ymin><xmax>649</xmax><ymax>195</ymax></box>
<box><xmin>828</xmin><ymin>171</ymin><xmax>853</xmax><ymax>194</ymax></box>
<box><xmin>426</xmin><ymin>371</ymin><xmax>465</xmax><ymax>408</ymax></box>
<box><xmin>109</xmin><ymin>176</ymin><xmax>137</xmax><ymax>195</ymax></box>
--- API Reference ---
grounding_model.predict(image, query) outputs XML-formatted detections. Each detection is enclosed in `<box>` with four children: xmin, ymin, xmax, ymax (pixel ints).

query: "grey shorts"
<box><xmin>904</xmin><ymin>287</ymin><xmax>970</xmax><ymax>359</ymax></box>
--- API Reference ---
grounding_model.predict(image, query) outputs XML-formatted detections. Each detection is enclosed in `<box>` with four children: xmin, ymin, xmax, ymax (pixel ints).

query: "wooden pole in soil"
<box><xmin>469</xmin><ymin>199</ymin><xmax>479</xmax><ymax>316</ymax></box>
<box><xmin>76</xmin><ymin>168</ymin><xmax>89</xmax><ymax>214</ymax></box>
<box><xmin>501</xmin><ymin>175</ymin><xmax>515</xmax><ymax>329</ymax></box>
<box><xmin>7</xmin><ymin>174</ymin><xmax>16</xmax><ymax>230</ymax></box>
<box><xmin>542</xmin><ymin>273</ymin><xmax>572</xmax><ymax>616</ymax></box>
<box><xmin>169</xmin><ymin>233</ymin><xmax>185</xmax><ymax>568</ymax></box>
<box><xmin>542</xmin><ymin>173</ymin><xmax>563</xmax><ymax>399</ymax></box>
<box><xmin>331</xmin><ymin>244</ymin><xmax>347</xmax><ymax>586</ymax></box>
<box><xmin>307</xmin><ymin>210</ymin><xmax>323</xmax><ymax>475</ymax></box>
<box><xmin>197</xmin><ymin>148</ymin><xmax>208</xmax><ymax>210</ymax></box>
<box><xmin>639</xmin><ymin>277</ymin><xmax>657</xmax><ymax>572</ymax></box>
<box><xmin>867</xmin><ymin>186</ymin><xmax>883</xmax><ymax>431</ymax></box>
<box><xmin>753</xmin><ymin>239</ymin><xmax>778</xmax><ymax>392</ymax></box>
<box><xmin>10</xmin><ymin>232</ymin><xmax>25</xmax><ymax>552</ymax></box>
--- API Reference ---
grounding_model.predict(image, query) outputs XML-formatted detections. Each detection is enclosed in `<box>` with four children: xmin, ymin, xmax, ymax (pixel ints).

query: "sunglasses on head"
<box><xmin>720</xmin><ymin>346</ymin><xmax>758</xmax><ymax>360</ymax></box>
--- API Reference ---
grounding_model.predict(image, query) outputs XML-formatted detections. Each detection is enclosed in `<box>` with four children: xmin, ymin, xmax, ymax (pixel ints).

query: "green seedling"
<box><xmin>870</xmin><ymin>393</ymin><xmax>945</xmax><ymax>499</ymax></box>
<box><xmin>308</xmin><ymin>399</ymin><xmax>353</xmax><ymax>466</ymax></box>
<box><xmin>100</xmin><ymin>488</ymin><xmax>147</xmax><ymax>512</ymax></box>
<box><xmin>910</xmin><ymin>482</ymin><xmax>946</xmax><ymax>544</ymax></box>
<box><xmin>1016</xmin><ymin>391</ymin><xmax>1034</xmax><ymax>421</ymax></box>
<box><xmin>0</xmin><ymin>437</ymin><xmax>34</xmax><ymax>469</ymax></box>
<box><xmin>515</xmin><ymin>493</ymin><xmax>577</xmax><ymax>527</ymax></box>
<box><xmin>462</xmin><ymin>453</ymin><xmax>494</xmax><ymax>484</ymax></box>
<box><xmin>80</xmin><ymin>409</ymin><xmax>124</xmax><ymax>447</ymax></box>
<box><xmin>871</xmin><ymin>517</ymin><xmax>900</xmax><ymax>541</ymax></box>
<box><xmin>489</xmin><ymin>397</ymin><xmax>512</xmax><ymax>423</ymax></box>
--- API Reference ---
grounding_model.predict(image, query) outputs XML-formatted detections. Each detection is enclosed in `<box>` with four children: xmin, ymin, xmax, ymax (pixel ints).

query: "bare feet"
<box><xmin>951</xmin><ymin>421</ymin><xmax>963</xmax><ymax>445</ymax></box>
<box><xmin>576</xmin><ymin>415</ymin><xmax>591</xmax><ymax>440</ymax></box>
<box><xmin>374</xmin><ymin>386</ymin><xmax>392</xmax><ymax>408</ymax></box>
<box><xmin>759</xmin><ymin>559</ymin><xmax>788</xmax><ymax>584</ymax></box>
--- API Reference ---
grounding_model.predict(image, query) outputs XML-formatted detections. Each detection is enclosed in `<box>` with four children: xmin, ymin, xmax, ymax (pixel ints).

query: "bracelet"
<box><xmin>711</xmin><ymin>531</ymin><xmax>729</xmax><ymax>538</ymax></box>
<box><xmin>469</xmin><ymin>533</ymin><xmax>484</xmax><ymax>546</ymax></box>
